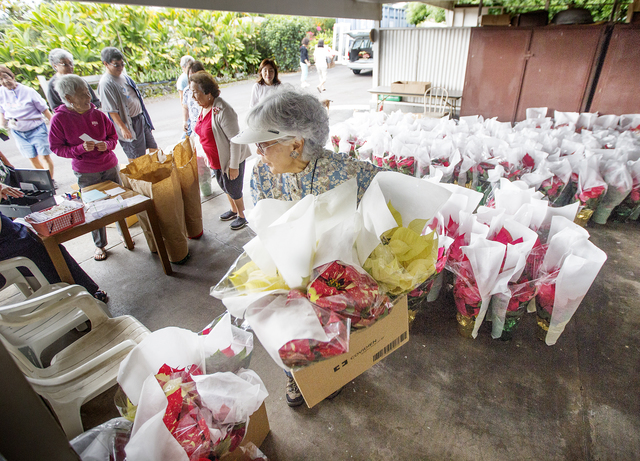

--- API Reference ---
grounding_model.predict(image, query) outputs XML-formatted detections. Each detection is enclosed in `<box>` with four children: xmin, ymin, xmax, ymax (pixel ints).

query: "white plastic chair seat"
<box><xmin>0</xmin><ymin>290</ymin><xmax>150</xmax><ymax>439</ymax></box>
<box><xmin>0</xmin><ymin>257</ymin><xmax>94</xmax><ymax>367</ymax></box>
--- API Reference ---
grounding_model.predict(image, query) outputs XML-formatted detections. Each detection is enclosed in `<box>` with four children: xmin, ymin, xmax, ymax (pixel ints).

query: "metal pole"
<box><xmin>609</xmin><ymin>0</ymin><xmax>620</xmax><ymax>21</ymax></box>
<box><xmin>478</xmin><ymin>0</ymin><xmax>484</xmax><ymax>26</ymax></box>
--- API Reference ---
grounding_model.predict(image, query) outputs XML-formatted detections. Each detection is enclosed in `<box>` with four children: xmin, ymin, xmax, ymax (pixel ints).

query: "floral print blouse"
<box><xmin>250</xmin><ymin>149</ymin><xmax>381</xmax><ymax>205</ymax></box>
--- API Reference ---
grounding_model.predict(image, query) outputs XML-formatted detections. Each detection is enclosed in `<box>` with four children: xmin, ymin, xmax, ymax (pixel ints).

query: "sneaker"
<box><xmin>219</xmin><ymin>210</ymin><xmax>237</xmax><ymax>221</ymax></box>
<box><xmin>230</xmin><ymin>216</ymin><xmax>248</xmax><ymax>231</ymax></box>
<box><xmin>286</xmin><ymin>376</ymin><xmax>304</xmax><ymax>407</ymax></box>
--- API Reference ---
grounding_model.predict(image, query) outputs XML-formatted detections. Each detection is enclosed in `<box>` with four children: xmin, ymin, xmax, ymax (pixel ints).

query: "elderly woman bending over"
<box><xmin>48</xmin><ymin>75</ymin><xmax>120</xmax><ymax>261</ymax></box>
<box><xmin>190</xmin><ymin>72</ymin><xmax>251</xmax><ymax>231</ymax></box>
<box><xmin>233</xmin><ymin>89</ymin><xmax>381</xmax><ymax>407</ymax></box>
<box><xmin>234</xmin><ymin>89</ymin><xmax>380</xmax><ymax>206</ymax></box>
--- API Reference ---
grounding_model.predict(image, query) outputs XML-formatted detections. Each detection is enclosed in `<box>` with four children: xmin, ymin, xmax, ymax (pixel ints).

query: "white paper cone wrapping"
<box><xmin>245</xmin><ymin>293</ymin><xmax>331</xmax><ymax>369</ymax></box>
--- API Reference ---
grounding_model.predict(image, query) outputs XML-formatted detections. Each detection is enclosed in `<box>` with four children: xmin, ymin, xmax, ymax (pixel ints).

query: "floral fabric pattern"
<box><xmin>182</xmin><ymin>88</ymin><xmax>201</xmax><ymax>127</ymax></box>
<box><xmin>250</xmin><ymin>149</ymin><xmax>381</xmax><ymax>205</ymax></box>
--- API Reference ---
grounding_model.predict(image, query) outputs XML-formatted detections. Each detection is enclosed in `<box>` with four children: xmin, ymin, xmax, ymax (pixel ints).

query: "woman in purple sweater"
<box><xmin>49</xmin><ymin>75</ymin><xmax>120</xmax><ymax>261</ymax></box>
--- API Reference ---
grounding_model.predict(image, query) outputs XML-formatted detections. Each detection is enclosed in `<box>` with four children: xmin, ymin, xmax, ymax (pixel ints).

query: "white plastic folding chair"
<box><xmin>0</xmin><ymin>257</ymin><xmax>94</xmax><ymax>367</ymax></box>
<box><xmin>423</xmin><ymin>86</ymin><xmax>450</xmax><ymax>118</ymax></box>
<box><xmin>0</xmin><ymin>289</ymin><xmax>150</xmax><ymax>439</ymax></box>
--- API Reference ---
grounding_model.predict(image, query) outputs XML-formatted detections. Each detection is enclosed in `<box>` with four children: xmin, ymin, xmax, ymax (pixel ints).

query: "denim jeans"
<box><xmin>300</xmin><ymin>63</ymin><xmax>309</xmax><ymax>84</ymax></box>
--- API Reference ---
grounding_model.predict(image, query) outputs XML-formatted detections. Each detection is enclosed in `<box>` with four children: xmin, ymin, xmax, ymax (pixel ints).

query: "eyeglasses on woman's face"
<box><xmin>255</xmin><ymin>137</ymin><xmax>292</xmax><ymax>155</ymax></box>
<box><xmin>108</xmin><ymin>60</ymin><xmax>125</xmax><ymax>69</ymax></box>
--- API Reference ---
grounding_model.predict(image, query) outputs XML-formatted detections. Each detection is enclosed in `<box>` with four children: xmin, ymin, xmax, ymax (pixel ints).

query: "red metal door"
<box><xmin>515</xmin><ymin>25</ymin><xmax>606</xmax><ymax>122</ymax></box>
<box><xmin>461</xmin><ymin>27</ymin><xmax>532</xmax><ymax>122</ymax></box>
<box><xmin>590</xmin><ymin>24</ymin><xmax>640</xmax><ymax>115</ymax></box>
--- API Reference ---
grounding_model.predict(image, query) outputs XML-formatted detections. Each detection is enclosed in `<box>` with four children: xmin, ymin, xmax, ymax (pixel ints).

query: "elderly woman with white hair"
<box><xmin>234</xmin><ymin>89</ymin><xmax>380</xmax><ymax>207</ymax></box>
<box><xmin>177</xmin><ymin>55</ymin><xmax>195</xmax><ymax>105</ymax></box>
<box><xmin>48</xmin><ymin>74</ymin><xmax>120</xmax><ymax>261</ymax></box>
<box><xmin>46</xmin><ymin>48</ymin><xmax>100</xmax><ymax>111</ymax></box>
<box><xmin>233</xmin><ymin>89</ymin><xmax>381</xmax><ymax>407</ymax></box>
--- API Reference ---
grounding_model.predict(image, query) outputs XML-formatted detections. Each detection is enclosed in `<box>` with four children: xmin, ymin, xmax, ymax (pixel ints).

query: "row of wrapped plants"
<box><xmin>0</xmin><ymin>1</ymin><xmax>334</xmax><ymax>90</ymax></box>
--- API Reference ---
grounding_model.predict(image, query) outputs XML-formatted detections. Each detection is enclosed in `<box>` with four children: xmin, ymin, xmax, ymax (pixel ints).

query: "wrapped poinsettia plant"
<box><xmin>395</xmin><ymin>155</ymin><xmax>416</xmax><ymax>176</ymax></box>
<box><xmin>346</xmin><ymin>135</ymin><xmax>365</xmax><ymax>160</ymax></box>
<box><xmin>497</xmin><ymin>242</ymin><xmax>547</xmax><ymax>341</ymax></box>
<box><xmin>451</xmin><ymin>259</ymin><xmax>482</xmax><ymax>338</ymax></box>
<box><xmin>277</xmin><ymin>290</ymin><xmax>350</xmax><ymax>368</ymax></box>
<box><xmin>611</xmin><ymin>158</ymin><xmax>640</xmax><ymax>222</ymax></box>
<box><xmin>154</xmin><ymin>364</ymin><xmax>248</xmax><ymax>461</ymax></box>
<box><xmin>331</xmin><ymin>135</ymin><xmax>340</xmax><ymax>153</ymax></box>
<box><xmin>573</xmin><ymin>156</ymin><xmax>607</xmax><ymax>226</ymax></box>
<box><xmin>307</xmin><ymin>260</ymin><xmax>391</xmax><ymax>329</ymax></box>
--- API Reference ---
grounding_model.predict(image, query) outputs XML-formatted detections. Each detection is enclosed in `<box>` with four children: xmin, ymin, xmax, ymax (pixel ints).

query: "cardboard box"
<box><xmin>481</xmin><ymin>14</ymin><xmax>511</xmax><ymax>26</ymax></box>
<box><xmin>390</xmin><ymin>81</ymin><xmax>431</xmax><ymax>95</ymax></box>
<box><xmin>292</xmin><ymin>296</ymin><xmax>409</xmax><ymax>408</ymax></box>
<box><xmin>221</xmin><ymin>402</ymin><xmax>270</xmax><ymax>461</ymax></box>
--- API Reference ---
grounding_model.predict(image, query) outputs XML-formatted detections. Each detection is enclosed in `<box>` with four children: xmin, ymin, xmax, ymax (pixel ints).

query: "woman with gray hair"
<box><xmin>233</xmin><ymin>89</ymin><xmax>380</xmax><ymax>407</ymax></box>
<box><xmin>177</xmin><ymin>55</ymin><xmax>195</xmax><ymax>104</ymax></box>
<box><xmin>48</xmin><ymin>74</ymin><xmax>120</xmax><ymax>261</ymax></box>
<box><xmin>233</xmin><ymin>89</ymin><xmax>380</xmax><ymax>207</ymax></box>
<box><xmin>46</xmin><ymin>48</ymin><xmax>100</xmax><ymax>111</ymax></box>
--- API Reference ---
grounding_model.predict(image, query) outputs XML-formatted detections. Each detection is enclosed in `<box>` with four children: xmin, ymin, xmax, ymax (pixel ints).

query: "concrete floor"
<box><xmin>3</xmin><ymin>65</ymin><xmax>640</xmax><ymax>459</ymax></box>
<box><xmin>64</xmin><ymin>196</ymin><xmax>639</xmax><ymax>461</ymax></box>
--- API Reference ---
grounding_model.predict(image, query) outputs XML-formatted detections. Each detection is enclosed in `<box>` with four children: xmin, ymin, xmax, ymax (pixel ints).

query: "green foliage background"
<box><xmin>405</xmin><ymin>0</ymin><xmax>630</xmax><ymax>25</ymax></box>
<box><xmin>0</xmin><ymin>1</ymin><xmax>334</xmax><ymax>90</ymax></box>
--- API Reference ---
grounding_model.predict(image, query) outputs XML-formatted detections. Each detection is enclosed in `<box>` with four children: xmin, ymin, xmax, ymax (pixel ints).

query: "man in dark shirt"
<box><xmin>300</xmin><ymin>38</ymin><xmax>310</xmax><ymax>88</ymax></box>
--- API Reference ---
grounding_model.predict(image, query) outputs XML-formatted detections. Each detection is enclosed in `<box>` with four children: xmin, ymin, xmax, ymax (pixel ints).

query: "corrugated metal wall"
<box><xmin>378</xmin><ymin>28</ymin><xmax>472</xmax><ymax>93</ymax></box>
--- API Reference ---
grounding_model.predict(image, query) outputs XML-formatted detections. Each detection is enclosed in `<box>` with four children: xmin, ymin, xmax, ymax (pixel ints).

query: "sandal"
<box><xmin>93</xmin><ymin>290</ymin><xmax>109</xmax><ymax>303</ymax></box>
<box><xmin>94</xmin><ymin>247</ymin><xmax>108</xmax><ymax>261</ymax></box>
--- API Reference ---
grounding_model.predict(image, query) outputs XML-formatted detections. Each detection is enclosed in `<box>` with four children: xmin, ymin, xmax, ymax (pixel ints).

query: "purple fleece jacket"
<box><xmin>49</xmin><ymin>104</ymin><xmax>119</xmax><ymax>174</ymax></box>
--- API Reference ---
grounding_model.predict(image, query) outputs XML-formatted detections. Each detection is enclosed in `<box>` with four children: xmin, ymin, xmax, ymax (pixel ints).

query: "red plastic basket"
<box><xmin>26</xmin><ymin>205</ymin><xmax>85</xmax><ymax>236</ymax></box>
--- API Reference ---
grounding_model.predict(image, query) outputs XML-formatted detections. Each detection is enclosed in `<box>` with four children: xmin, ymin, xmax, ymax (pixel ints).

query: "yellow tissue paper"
<box><xmin>229</xmin><ymin>260</ymin><xmax>289</xmax><ymax>294</ymax></box>
<box><xmin>363</xmin><ymin>202</ymin><xmax>438</xmax><ymax>295</ymax></box>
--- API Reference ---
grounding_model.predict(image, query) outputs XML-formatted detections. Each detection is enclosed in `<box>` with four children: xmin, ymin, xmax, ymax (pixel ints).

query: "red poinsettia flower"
<box><xmin>173</xmin><ymin>407</ymin><xmax>211</xmax><ymax>459</ymax></box>
<box><xmin>536</xmin><ymin>281</ymin><xmax>556</xmax><ymax>313</ymax></box>
<box><xmin>522</xmin><ymin>153</ymin><xmax>535</xmax><ymax>168</ymax></box>
<box><xmin>307</xmin><ymin>261</ymin><xmax>385</xmax><ymax>327</ymax></box>
<box><xmin>578</xmin><ymin>185</ymin><xmax>606</xmax><ymax>203</ymax></box>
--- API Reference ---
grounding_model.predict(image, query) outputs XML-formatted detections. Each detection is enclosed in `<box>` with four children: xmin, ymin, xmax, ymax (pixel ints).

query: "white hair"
<box><xmin>246</xmin><ymin>88</ymin><xmax>329</xmax><ymax>161</ymax></box>
<box><xmin>48</xmin><ymin>48</ymin><xmax>73</xmax><ymax>68</ymax></box>
<box><xmin>180</xmin><ymin>55</ymin><xmax>195</xmax><ymax>68</ymax></box>
<box><xmin>54</xmin><ymin>74</ymin><xmax>87</xmax><ymax>107</ymax></box>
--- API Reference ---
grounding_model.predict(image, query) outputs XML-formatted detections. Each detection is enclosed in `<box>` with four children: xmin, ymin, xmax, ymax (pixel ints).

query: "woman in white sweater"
<box><xmin>249</xmin><ymin>59</ymin><xmax>281</xmax><ymax>108</ymax></box>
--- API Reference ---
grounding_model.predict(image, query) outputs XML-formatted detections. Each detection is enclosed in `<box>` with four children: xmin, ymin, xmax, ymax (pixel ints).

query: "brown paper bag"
<box><xmin>172</xmin><ymin>136</ymin><xmax>203</xmax><ymax>238</ymax></box>
<box><xmin>120</xmin><ymin>153</ymin><xmax>189</xmax><ymax>263</ymax></box>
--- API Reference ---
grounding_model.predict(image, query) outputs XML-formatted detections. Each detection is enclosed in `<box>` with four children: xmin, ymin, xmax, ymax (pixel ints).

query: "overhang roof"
<box><xmin>91</xmin><ymin>0</ymin><xmax>384</xmax><ymax>20</ymax></box>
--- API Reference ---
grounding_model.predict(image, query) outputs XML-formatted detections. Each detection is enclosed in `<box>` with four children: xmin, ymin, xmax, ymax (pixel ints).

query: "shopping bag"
<box><xmin>120</xmin><ymin>152</ymin><xmax>189</xmax><ymax>263</ymax></box>
<box><xmin>171</xmin><ymin>136</ymin><xmax>203</xmax><ymax>238</ymax></box>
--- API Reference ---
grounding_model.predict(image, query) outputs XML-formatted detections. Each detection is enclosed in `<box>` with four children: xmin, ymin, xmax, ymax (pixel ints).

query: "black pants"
<box><xmin>0</xmin><ymin>213</ymin><xmax>99</xmax><ymax>295</ymax></box>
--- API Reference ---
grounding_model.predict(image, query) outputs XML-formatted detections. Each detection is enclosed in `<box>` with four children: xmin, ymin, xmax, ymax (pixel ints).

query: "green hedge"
<box><xmin>0</xmin><ymin>2</ymin><xmax>336</xmax><ymax>91</ymax></box>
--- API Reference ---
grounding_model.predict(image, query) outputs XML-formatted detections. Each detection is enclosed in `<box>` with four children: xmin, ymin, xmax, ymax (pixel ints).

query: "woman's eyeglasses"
<box><xmin>108</xmin><ymin>62</ymin><xmax>126</xmax><ymax>69</ymax></box>
<box><xmin>256</xmin><ymin>137</ymin><xmax>293</xmax><ymax>155</ymax></box>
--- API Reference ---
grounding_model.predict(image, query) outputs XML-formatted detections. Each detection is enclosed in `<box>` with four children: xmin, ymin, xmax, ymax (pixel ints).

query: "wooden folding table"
<box><xmin>38</xmin><ymin>181</ymin><xmax>172</xmax><ymax>284</ymax></box>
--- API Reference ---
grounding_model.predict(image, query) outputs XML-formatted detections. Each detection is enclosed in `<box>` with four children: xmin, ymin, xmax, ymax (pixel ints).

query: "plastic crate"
<box><xmin>25</xmin><ymin>205</ymin><xmax>85</xmax><ymax>236</ymax></box>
